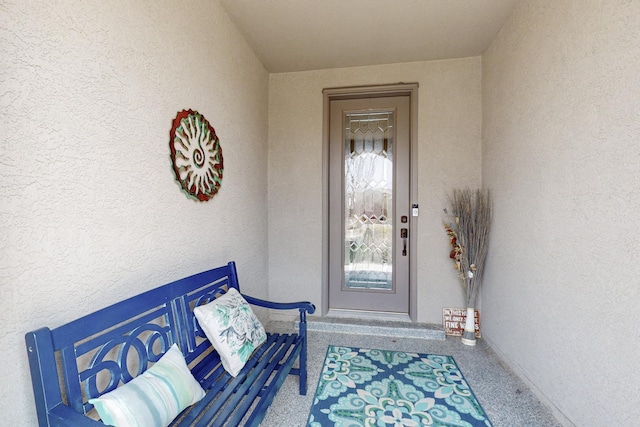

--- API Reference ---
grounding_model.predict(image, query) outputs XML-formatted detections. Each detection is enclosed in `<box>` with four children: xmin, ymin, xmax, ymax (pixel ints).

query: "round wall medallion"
<box><xmin>169</xmin><ymin>110</ymin><xmax>223</xmax><ymax>201</ymax></box>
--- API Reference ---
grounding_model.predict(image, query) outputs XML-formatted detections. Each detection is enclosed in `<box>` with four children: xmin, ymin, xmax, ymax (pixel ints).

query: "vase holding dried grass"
<box><xmin>444</xmin><ymin>188</ymin><xmax>492</xmax><ymax>346</ymax></box>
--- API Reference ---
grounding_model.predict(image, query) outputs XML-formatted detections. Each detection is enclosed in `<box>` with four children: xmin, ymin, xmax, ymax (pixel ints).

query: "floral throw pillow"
<box><xmin>193</xmin><ymin>287</ymin><xmax>266</xmax><ymax>377</ymax></box>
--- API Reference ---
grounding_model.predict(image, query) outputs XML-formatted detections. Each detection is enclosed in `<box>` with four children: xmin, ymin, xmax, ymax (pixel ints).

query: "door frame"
<box><xmin>322</xmin><ymin>83</ymin><xmax>419</xmax><ymax>321</ymax></box>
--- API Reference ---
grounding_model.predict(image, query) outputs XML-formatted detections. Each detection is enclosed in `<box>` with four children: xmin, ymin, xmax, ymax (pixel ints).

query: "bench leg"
<box><xmin>299</xmin><ymin>309</ymin><xmax>308</xmax><ymax>395</ymax></box>
<box><xmin>300</xmin><ymin>347</ymin><xmax>307</xmax><ymax>395</ymax></box>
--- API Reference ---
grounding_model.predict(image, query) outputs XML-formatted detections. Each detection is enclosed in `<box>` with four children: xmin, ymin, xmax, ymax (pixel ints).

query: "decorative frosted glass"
<box><xmin>344</xmin><ymin>112</ymin><xmax>393</xmax><ymax>290</ymax></box>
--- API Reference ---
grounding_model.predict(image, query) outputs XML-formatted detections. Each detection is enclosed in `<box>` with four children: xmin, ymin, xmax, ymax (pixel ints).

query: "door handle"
<box><xmin>400</xmin><ymin>228</ymin><xmax>408</xmax><ymax>256</ymax></box>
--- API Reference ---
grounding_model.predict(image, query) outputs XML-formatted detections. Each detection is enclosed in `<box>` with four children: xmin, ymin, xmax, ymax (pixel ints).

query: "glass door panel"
<box><xmin>344</xmin><ymin>112</ymin><xmax>394</xmax><ymax>291</ymax></box>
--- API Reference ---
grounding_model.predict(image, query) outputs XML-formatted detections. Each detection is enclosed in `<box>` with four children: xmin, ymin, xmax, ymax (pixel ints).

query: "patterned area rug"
<box><xmin>307</xmin><ymin>345</ymin><xmax>492</xmax><ymax>427</ymax></box>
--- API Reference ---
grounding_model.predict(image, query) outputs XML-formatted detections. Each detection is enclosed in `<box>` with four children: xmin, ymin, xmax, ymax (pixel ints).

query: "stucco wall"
<box><xmin>268</xmin><ymin>59</ymin><xmax>482</xmax><ymax>324</ymax></box>
<box><xmin>0</xmin><ymin>1</ymin><xmax>268</xmax><ymax>424</ymax></box>
<box><xmin>482</xmin><ymin>1</ymin><xmax>640</xmax><ymax>424</ymax></box>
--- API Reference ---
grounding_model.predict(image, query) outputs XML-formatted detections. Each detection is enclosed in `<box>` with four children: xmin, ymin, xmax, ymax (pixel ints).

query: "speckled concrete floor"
<box><xmin>260</xmin><ymin>321</ymin><xmax>561</xmax><ymax>427</ymax></box>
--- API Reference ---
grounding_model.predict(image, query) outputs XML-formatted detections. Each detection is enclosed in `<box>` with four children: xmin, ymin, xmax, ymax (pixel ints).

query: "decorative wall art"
<box><xmin>170</xmin><ymin>110</ymin><xmax>223</xmax><ymax>201</ymax></box>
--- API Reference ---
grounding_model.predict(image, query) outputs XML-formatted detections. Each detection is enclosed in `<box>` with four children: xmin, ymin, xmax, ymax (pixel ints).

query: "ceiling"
<box><xmin>220</xmin><ymin>0</ymin><xmax>522</xmax><ymax>73</ymax></box>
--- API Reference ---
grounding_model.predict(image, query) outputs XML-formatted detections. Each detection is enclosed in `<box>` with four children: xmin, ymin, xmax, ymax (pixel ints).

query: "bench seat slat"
<box><xmin>191</xmin><ymin>352</ymin><xmax>225</xmax><ymax>389</ymax></box>
<box><xmin>235</xmin><ymin>335</ymin><xmax>302</xmax><ymax>427</ymax></box>
<box><xmin>214</xmin><ymin>334</ymin><xmax>297</xmax><ymax>427</ymax></box>
<box><xmin>175</xmin><ymin>335</ymin><xmax>285</xmax><ymax>426</ymax></box>
<box><xmin>193</xmin><ymin>334</ymin><xmax>293</xmax><ymax>427</ymax></box>
<box><xmin>194</xmin><ymin>332</ymin><xmax>281</xmax><ymax>392</ymax></box>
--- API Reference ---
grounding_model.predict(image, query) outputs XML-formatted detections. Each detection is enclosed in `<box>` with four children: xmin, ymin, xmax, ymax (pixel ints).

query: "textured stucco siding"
<box><xmin>0</xmin><ymin>1</ymin><xmax>269</xmax><ymax>424</ymax></box>
<box><xmin>482</xmin><ymin>1</ymin><xmax>640</xmax><ymax>424</ymax></box>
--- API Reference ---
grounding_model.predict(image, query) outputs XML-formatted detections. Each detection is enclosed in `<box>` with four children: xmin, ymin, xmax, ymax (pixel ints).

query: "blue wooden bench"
<box><xmin>25</xmin><ymin>262</ymin><xmax>315</xmax><ymax>426</ymax></box>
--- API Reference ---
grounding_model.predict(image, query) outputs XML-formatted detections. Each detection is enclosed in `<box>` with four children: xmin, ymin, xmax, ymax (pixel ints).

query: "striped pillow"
<box><xmin>89</xmin><ymin>343</ymin><xmax>205</xmax><ymax>427</ymax></box>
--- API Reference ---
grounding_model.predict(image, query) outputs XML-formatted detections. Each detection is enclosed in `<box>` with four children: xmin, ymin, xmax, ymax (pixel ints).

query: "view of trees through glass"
<box><xmin>343</xmin><ymin>112</ymin><xmax>393</xmax><ymax>290</ymax></box>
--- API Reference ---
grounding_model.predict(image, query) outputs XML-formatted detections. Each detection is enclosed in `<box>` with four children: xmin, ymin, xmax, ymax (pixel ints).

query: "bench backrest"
<box><xmin>25</xmin><ymin>262</ymin><xmax>242</xmax><ymax>424</ymax></box>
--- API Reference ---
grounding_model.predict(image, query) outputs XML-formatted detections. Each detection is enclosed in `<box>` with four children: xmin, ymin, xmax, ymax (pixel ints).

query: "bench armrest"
<box><xmin>242</xmin><ymin>294</ymin><xmax>315</xmax><ymax>316</ymax></box>
<box><xmin>242</xmin><ymin>292</ymin><xmax>314</xmax><ymax>395</ymax></box>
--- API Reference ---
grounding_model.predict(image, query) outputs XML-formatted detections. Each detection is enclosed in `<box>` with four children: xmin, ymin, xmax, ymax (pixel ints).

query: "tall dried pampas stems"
<box><xmin>445</xmin><ymin>188</ymin><xmax>492</xmax><ymax>308</ymax></box>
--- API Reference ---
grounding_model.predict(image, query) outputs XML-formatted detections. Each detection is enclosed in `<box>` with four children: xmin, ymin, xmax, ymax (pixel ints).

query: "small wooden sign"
<box><xmin>442</xmin><ymin>307</ymin><xmax>481</xmax><ymax>338</ymax></box>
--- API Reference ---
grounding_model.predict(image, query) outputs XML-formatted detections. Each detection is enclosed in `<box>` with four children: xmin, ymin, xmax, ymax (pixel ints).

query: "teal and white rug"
<box><xmin>307</xmin><ymin>345</ymin><xmax>492</xmax><ymax>427</ymax></box>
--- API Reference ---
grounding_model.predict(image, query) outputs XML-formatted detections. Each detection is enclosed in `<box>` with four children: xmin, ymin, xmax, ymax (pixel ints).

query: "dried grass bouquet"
<box><xmin>443</xmin><ymin>188</ymin><xmax>492</xmax><ymax>344</ymax></box>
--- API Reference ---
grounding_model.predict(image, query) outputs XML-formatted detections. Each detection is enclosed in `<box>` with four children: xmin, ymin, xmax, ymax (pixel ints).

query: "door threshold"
<box><xmin>301</xmin><ymin>314</ymin><xmax>446</xmax><ymax>341</ymax></box>
<box><xmin>326</xmin><ymin>308</ymin><xmax>411</xmax><ymax>323</ymax></box>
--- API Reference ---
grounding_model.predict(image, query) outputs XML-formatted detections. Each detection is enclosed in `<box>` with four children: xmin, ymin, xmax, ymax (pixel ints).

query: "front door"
<box><xmin>328</xmin><ymin>94</ymin><xmax>412</xmax><ymax>316</ymax></box>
